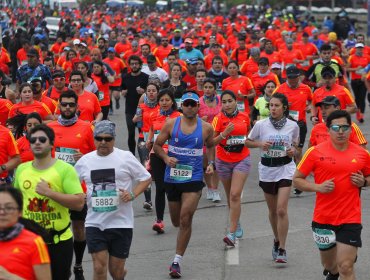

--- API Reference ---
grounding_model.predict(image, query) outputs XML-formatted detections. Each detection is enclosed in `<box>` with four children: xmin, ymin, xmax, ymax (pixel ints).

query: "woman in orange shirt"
<box><xmin>91</xmin><ymin>61</ymin><xmax>111</xmax><ymax>120</ymax></box>
<box><xmin>222</xmin><ymin>60</ymin><xmax>255</xmax><ymax>115</ymax></box>
<box><xmin>212</xmin><ymin>90</ymin><xmax>251</xmax><ymax>246</ymax></box>
<box><xmin>62</xmin><ymin>49</ymin><xmax>77</xmax><ymax>83</ymax></box>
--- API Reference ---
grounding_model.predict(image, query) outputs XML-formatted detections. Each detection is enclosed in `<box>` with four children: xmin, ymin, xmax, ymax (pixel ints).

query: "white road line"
<box><xmin>226</xmin><ymin>242</ymin><xmax>240</xmax><ymax>266</ymax></box>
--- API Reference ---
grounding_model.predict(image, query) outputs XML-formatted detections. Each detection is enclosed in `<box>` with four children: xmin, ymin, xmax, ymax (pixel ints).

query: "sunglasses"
<box><xmin>53</xmin><ymin>77</ymin><xmax>65</xmax><ymax>82</ymax></box>
<box><xmin>182</xmin><ymin>100</ymin><xmax>198</xmax><ymax>107</ymax></box>
<box><xmin>94</xmin><ymin>136</ymin><xmax>114</xmax><ymax>142</ymax></box>
<box><xmin>29</xmin><ymin>136</ymin><xmax>48</xmax><ymax>144</ymax></box>
<box><xmin>330</xmin><ymin>124</ymin><xmax>351</xmax><ymax>132</ymax></box>
<box><xmin>60</xmin><ymin>102</ymin><xmax>77</xmax><ymax>108</ymax></box>
<box><xmin>70</xmin><ymin>79</ymin><xmax>82</xmax><ymax>83</ymax></box>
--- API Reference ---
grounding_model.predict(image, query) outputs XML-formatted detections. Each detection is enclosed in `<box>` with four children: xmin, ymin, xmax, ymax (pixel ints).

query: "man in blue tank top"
<box><xmin>154</xmin><ymin>91</ymin><xmax>215</xmax><ymax>279</ymax></box>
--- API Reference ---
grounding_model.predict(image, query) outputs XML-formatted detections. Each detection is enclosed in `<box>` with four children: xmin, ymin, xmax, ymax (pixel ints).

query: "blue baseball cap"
<box><xmin>181</xmin><ymin>92</ymin><xmax>199</xmax><ymax>103</ymax></box>
<box><xmin>186</xmin><ymin>57</ymin><xmax>198</xmax><ymax>65</ymax></box>
<box><xmin>107</xmin><ymin>47</ymin><xmax>115</xmax><ymax>53</ymax></box>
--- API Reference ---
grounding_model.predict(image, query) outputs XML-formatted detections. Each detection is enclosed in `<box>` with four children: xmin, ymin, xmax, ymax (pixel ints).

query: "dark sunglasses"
<box><xmin>29</xmin><ymin>136</ymin><xmax>48</xmax><ymax>144</ymax></box>
<box><xmin>60</xmin><ymin>102</ymin><xmax>77</xmax><ymax>108</ymax></box>
<box><xmin>94</xmin><ymin>136</ymin><xmax>114</xmax><ymax>142</ymax></box>
<box><xmin>330</xmin><ymin>124</ymin><xmax>350</xmax><ymax>132</ymax></box>
<box><xmin>182</xmin><ymin>100</ymin><xmax>198</xmax><ymax>107</ymax></box>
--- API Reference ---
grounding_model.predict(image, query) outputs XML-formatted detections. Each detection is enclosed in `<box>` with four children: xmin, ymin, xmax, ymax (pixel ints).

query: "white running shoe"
<box><xmin>212</xmin><ymin>191</ymin><xmax>221</xmax><ymax>202</ymax></box>
<box><xmin>206</xmin><ymin>189</ymin><xmax>214</xmax><ymax>200</ymax></box>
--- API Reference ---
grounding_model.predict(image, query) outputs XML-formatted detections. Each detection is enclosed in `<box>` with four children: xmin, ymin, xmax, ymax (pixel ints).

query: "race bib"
<box><xmin>226</xmin><ymin>135</ymin><xmax>246</xmax><ymax>146</ymax></box>
<box><xmin>312</xmin><ymin>228</ymin><xmax>336</xmax><ymax>250</ymax></box>
<box><xmin>289</xmin><ymin>110</ymin><xmax>299</xmax><ymax>121</ymax></box>
<box><xmin>170</xmin><ymin>164</ymin><xmax>193</xmax><ymax>181</ymax></box>
<box><xmin>263</xmin><ymin>146</ymin><xmax>287</xmax><ymax>158</ymax></box>
<box><xmin>237</xmin><ymin>101</ymin><xmax>245</xmax><ymax>112</ymax></box>
<box><xmin>55</xmin><ymin>147</ymin><xmax>78</xmax><ymax>166</ymax></box>
<box><xmin>91</xmin><ymin>189</ymin><xmax>119</xmax><ymax>212</ymax></box>
<box><xmin>285</xmin><ymin>63</ymin><xmax>295</xmax><ymax>69</ymax></box>
<box><xmin>355</xmin><ymin>68</ymin><xmax>364</xmax><ymax>75</ymax></box>
<box><xmin>216</xmin><ymin>89</ymin><xmax>222</xmax><ymax>96</ymax></box>
<box><xmin>312</xmin><ymin>58</ymin><xmax>320</xmax><ymax>64</ymax></box>
<box><xmin>300</xmin><ymin>60</ymin><xmax>309</xmax><ymax>67</ymax></box>
<box><xmin>98</xmin><ymin>91</ymin><xmax>104</xmax><ymax>101</ymax></box>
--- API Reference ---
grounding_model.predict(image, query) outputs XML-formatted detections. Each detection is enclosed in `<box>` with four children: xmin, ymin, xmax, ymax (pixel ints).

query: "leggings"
<box><xmin>101</xmin><ymin>105</ymin><xmax>110</xmax><ymax>120</ymax></box>
<box><xmin>150</xmin><ymin>153</ymin><xmax>166</xmax><ymax>221</ymax></box>
<box><xmin>351</xmin><ymin>79</ymin><xmax>367</xmax><ymax>113</ymax></box>
<box><xmin>125</xmin><ymin>112</ymin><xmax>136</xmax><ymax>155</ymax></box>
<box><xmin>48</xmin><ymin>238</ymin><xmax>74</xmax><ymax>280</ymax></box>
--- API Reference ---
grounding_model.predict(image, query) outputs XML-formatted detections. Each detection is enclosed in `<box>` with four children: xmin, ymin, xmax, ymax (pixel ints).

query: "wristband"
<box><xmin>129</xmin><ymin>191</ymin><xmax>135</xmax><ymax>201</ymax></box>
<box><xmin>220</xmin><ymin>132</ymin><xmax>226</xmax><ymax>139</ymax></box>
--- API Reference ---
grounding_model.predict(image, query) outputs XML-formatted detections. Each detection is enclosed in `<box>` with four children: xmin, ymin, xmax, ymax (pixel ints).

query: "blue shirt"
<box><xmin>179</xmin><ymin>48</ymin><xmax>204</xmax><ymax>60</ymax></box>
<box><xmin>164</xmin><ymin>117</ymin><xmax>204</xmax><ymax>183</ymax></box>
<box><xmin>16</xmin><ymin>63</ymin><xmax>52</xmax><ymax>88</ymax></box>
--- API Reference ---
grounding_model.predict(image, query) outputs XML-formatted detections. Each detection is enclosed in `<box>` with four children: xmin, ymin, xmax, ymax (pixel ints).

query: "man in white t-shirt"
<box><xmin>74</xmin><ymin>120</ymin><xmax>152</xmax><ymax>279</ymax></box>
<box><xmin>142</xmin><ymin>54</ymin><xmax>168</xmax><ymax>82</ymax></box>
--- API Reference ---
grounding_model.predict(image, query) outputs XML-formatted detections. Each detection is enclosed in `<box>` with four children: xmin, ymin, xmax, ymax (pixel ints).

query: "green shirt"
<box><xmin>254</xmin><ymin>97</ymin><xmax>270</xmax><ymax>120</ymax></box>
<box><xmin>14</xmin><ymin>160</ymin><xmax>82</xmax><ymax>242</ymax></box>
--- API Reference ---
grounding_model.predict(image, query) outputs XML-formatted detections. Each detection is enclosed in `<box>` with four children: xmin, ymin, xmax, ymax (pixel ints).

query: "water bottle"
<box><xmin>136</xmin><ymin>107</ymin><xmax>143</xmax><ymax>128</ymax></box>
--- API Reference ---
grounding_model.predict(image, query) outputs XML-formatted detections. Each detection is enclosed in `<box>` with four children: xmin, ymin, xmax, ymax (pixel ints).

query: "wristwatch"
<box><xmin>0</xmin><ymin>164</ymin><xmax>6</xmax><ymax>171</ymax></box>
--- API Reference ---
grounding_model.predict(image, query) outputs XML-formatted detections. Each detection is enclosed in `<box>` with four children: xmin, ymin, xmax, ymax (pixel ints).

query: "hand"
<box><xmin>91</xmin><ymin>120</ymin><xmax>97</xmax><ymax>125</ymax></box>
<box><xmin>119</xmin><ymin>189</ymin><xmax>134</xmax><ymax>203</ymax></box>
<box><xmin>205</xmin><ymin>164</ymin><xmax>214</xmax><ymax>175</ymax></box>
<box><xmin>73</xmin><ymin>151</ymin><xmax>83</xmax><ymax>162</ymax></box>
<box><xmin>351</xmin><ymin>171</ymin><xmax>366</xmax><ymax>187</ymax></box>
<box><xmin>36</xmin><ymin>178</ymin><xmax>51</xmax><ymax>197</ymax></box>
<box><xmin>164</xmin><ymin>156</ymin><xmax>178</xmax><ymax>168</ymax></box>
<box><xmin>223</xmin><ymin>122</ymin><xmax>234</xmax><ymax>136</ymax></box>
<box><xmin>311</xmin><ymin>116</ymin><xmax>318</xmax><ymax>125</ymax></box>
<box><xmin>317</xmin><ymin>179</ymin><xmax>335</xmax><ymax>193</ymax></box>
<box><xmin>237</xmin><ymin>90</ymin><xmax>245</xmax><ymax>99</ymax></box>
<box><xmin>136</xmin><ymin>86</ymin><xmax>145</xmax><ymax>95</ymax></box>
<box><xmin>260</xmin><ymin>141</ymin><xmax>273</xmax><ymax>151</ymax></box>
<box><xmin>286</xmin><ymin>146</ymin><xmax>295</xmax><ymax>158</ymax></box>
<box><xmin>145</xmin><ymin>140</ymin><xmax>153</xmax><ymax>150</ymax></box>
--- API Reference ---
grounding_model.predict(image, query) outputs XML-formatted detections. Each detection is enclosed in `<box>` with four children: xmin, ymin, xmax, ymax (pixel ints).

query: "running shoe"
<box><xmin>323</xmin><ymin>269</ymin><xmax>339</xmax><ymax>280</ymax></box>
<box><xmin>116</xmin><ymin>100</ymin><xmax>120</xmax><ymax>110</ymax></box>
<box><xmin>272</xmin><ymin>240</ymin><xmax>279</xmax><ymax>261</ymax></box>
<box><xmin>73</xmin><ymin>265</ymin><xmax>85</xmax><ymax>280</ymax></box>
<box><xmin>235</xmin><ymin>222</ymin><xmax>243</xmax><ymax>239</ymax></box>
<box><xmin>152</xmin><ymin>220</ymin><xmax>165</xmax><ymax>234</ymax></box>
<box><xmin>212</xmin><ymin>191</ymin><xmax>221</xmax><ymax>202</ymax></box>
<box><xmin>275</xmin><ymin>248</ymin><xmax>287</xmax><ymax>263</ymax></box>
<box><xmin>223</xmin><ymin>232</ymin><xmax>236</xmax><ymax>247</ymax></box>
<box><xmin>293</xmin><ymin>188</ymin><xmax>302</xmax><ymax>196</ymax></box>
<box><xmin>206</xmin><ymin>189</ymin><xmax>214</xmax><ymax>200</ymax></box>
<box><xmin>169</xmin><ymin>262</ymin><xmax>181</xmax><ymax>278</ymax></box>
<box><xmin>143</xmin><ymin>201</ymin><xmax>153</xmax><ymax>211</ymax></box>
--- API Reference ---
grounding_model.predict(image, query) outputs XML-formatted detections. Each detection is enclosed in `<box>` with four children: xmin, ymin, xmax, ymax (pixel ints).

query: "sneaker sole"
<box><xmin>152</xmin><ymin>225</ymin><xmax>164</xmax><ymax>234</ymax></box>
<box><xmin>275</xmin><ymin>258</ymin><xmax>287</xmax><ymax>264</ymax></box>
<box><xmin>223</xmin><ymin>236</ymin><xmax>235</xmax><ymax>247</ymax></box>
<box><xmin>212</xmin><ymin>199</ymin><xmax>221</xmax><ymax>203</ymax></box>
<box><xmin>169</xmin><ymin>271</ymin><xmax>182</xmax><ymax>278</ymax></box>
<box><xmin>143</xmin><ymin>204</ymin><xmax>153</xmax><ymax>210</ymax></box>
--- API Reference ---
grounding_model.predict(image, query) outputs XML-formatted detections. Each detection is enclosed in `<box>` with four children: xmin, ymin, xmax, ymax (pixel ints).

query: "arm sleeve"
<box><xmin>350</xmin><ymin>123</ymin><xmax>367</xmax><ymax>145</ymax></box>
<box><xmin>296</xmin><ymin>147</ymin><xmax>316</xmax><ymax>176</ymax></box>
<box><xmin>7</xmin><ymin>131</ymin><xmax>19</xmax><ymax>156</ymax></box>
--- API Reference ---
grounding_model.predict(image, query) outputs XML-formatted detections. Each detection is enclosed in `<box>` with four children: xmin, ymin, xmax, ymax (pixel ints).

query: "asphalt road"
<box><xmin>80</xmin><ymin>99</ymin><xmax>370</xmax><ymax>280</ymax></box>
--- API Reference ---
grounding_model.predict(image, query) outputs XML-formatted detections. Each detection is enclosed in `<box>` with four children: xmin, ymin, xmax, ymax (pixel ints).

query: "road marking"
<box><xmin>226</xmin><ymin>242</ymin><xmax>239</xmax><ymax>265</ymax></box>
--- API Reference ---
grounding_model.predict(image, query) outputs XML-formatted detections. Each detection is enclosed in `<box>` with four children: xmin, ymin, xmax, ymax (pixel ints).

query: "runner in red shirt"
<box><xmin>260</xmin><ymin>40</ymin><xmax>282</xmax><ymax>65</ymax></box>
<box><xmin>294</xmin><ymin>110</ymin><xmax>370</xmax><ymax>280</ymax></box>
<box><xmin>250</xmin><ymin>57</ymin><xmax>280</xmax><ymax>97</ymax></box>
<box><xmin>152</xmin><ymin>36</ymin><xmax>174</xmax><ymax>65</ymax></box>
<box><xmin>0</xmin><ymin>124</ymin><xmax>20</xmax><ymax>182</ymax></box>
<box><xmin>240</xmin><ymin>47</ymin><xmax>259</xmax><ymax>78</ymax></box>
<box><xmin>230</xmin><ymin>36</ymin><xmax>249</xmax><ymax>66</ymax></box>
<box><xmin>279</xmin><ymin>38</ymin><xmax>305</xmax><ymax>78</ymax></box>
<box><xmin>0</xmin><ymin>98</ymin><xmax>12</xmax><ymax>126</ymax></box>
<box><xmin>91</xmin><ymin>61</ymin><xmax>111</xmax><ymax>120</ymax></box>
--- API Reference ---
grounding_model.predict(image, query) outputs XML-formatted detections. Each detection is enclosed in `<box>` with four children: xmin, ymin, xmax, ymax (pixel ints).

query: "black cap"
<box><xmin>286</xmin><ymin>66</ymin><xmax>300</xmax><ymax>78</ymax></box>
<box><xmin>321</xmin><ymin>66</ymin><xmax>336</xmax><ymax>78</ymax></box>
<box><xmin>147</xmin><ymin>54</ymin><xmax>156</xmax><ymax>63</ymax></box>
<box><xmin>258</xmin><ymin>57</ymin><xmax>269</xmax><ymax>65</ymax></box>
<box><xmin>27</xmin><ymin>48</ymin><xmax>39</xmax><ymax>57</ymax></box>
<box><xmin>316</xmin><ymin>96</ymin><xmax>340</xmax><ymax>107</ymax></box>
<box><xmin>52</xmin><ymin>70</ymin><xmax>65</xmax><ymax>79</ymax></box>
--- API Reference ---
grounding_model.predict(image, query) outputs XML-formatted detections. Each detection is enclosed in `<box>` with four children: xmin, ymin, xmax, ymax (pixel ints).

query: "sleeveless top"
<box><xmin>164</xmin><ymin>117</ymin><xmax>203</xmax><ymax>183</ymax></box>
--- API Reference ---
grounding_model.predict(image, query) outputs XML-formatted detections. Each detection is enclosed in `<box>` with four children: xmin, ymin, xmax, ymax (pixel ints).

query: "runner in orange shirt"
<box><xmin>240</xmin><ymin>47</ymin><xmax>259</xmax><ymax>78</ymax></box>
<box><xmin>279</xmin><ymin>38</ymin><xmax>305</xmax><ymax>78</ymax></box>
<box><xmin>43</xmin><ymin>71</ymin><xmax>69</xmax><ymax>101</ymax></box>
<box><xmin>309</xmin><ymin>96</ymin><xmax>367</xmax><ymax>148</ymax></box>
<box><xmin>296</xmin><ymin>33</ymin><xmax>319</xmax><ymax>73</ymax></box>
<box><xmin>250</xmin><ymin>57</ymin><xmax>280</xmax><ymax>97</ymax></box>
<box><xmin>204</xmin><ymin>43</ymin><xmax>228</xmax><ymax>71</ymax></box>
<box><xmin>294</xmin><ymin>110</ymin><xmax>370</xmax><ymax>280</ymax></box>
<box><xmin>0</xmin><ymin>98</ymin><xmax>12</xmax><ymax>126</ymax></box>
<box><xmin>260</xmin><ymin>40</ymin><xmax>282</xmax><ymax>65</ymax></box>
<box><xmin>29</xmin><ymin>77</ymin><xmax>57</xmax><ymax>115</ymax></box>
<box><xmin>91</xmin><ymin>61</ymin><xmax>111</xmax><ymax>120</ymax></box>
<box><xmin>230</xmin><ymin>35</ymin><xmax>249</xmax><ymax>66</ymax></box>
<box><xmin>222</xmin><ymin>60</ymin><xmax>255</xmax><ymax>115</ymax></box>
<box><xmin>0</xmin><ymin>124</ymin><xmax>20</xmax><ymax>183</ymax></box>
<box><xmin>152</xmin><ymin>36</ymin><xmax>174</xmax><ymax>65</ymax></box>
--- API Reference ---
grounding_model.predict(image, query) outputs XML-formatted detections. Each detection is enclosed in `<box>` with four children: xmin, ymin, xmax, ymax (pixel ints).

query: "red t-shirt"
<box><xmin>103</xmin><ymin>57</ymin><xmax>126</xmax><ymax>87</ymax></box>
<box><xmin>240</xmin><ymin>58</ymin><xmax>258</xmax><ymax>78</ymax></box>
<box><xmin>0</xmin><ymin>98</ymin><xmax>12</xmax><ymax>126</ymax></box>
<box><xmin>309</xmin><ymin>122</ymin><xmax>367</xmax><ymax>146</ymax></box>
<box><xmin>274</xmin><ymin>83</ymin><xmax>312</xmax><ymax>122</ymax></box>
<box><xmin>8</xmin><ymin>101</ymin><xmax>51</xmax><ymax>120</ymax></box>
<box><xmin>139</xmin><ymin>103</ymin><xmax>160</xmax><ymax>133</ymax></box>
<box><xmin>347</xmin><ymin>54</ymin><xmax>369</xmax><ymax>80</ymax></box>
<box><xmin>75</xmin><ymin>90</ymin><xmax>102</xmax><ymax>122</ymax></box>
<box><xmin>42</xmin><ymin>86</ymin><xmax>68</xmax><ymax>102</ymax></box>
<box><xmin>0</xmin><ymin>125</ymin><xmax>19</xmax><ymax>178</ymax></box>
<box><xmin>222</xmin><ymin>76</ymin><xmax>254</xmax><ymax>114</ymax></box>
<box><xmin>297</xmin><ymin>141</ymin><xmax>370</xmax><ymax>225</ymax></box>
<box><xmin>212</xmin><ymin>111</ymin><xmax>250</xmax><ymax>163</ymax></box>
<box><xmin>251</xmin><ymin>72</ymin><xmax>280</xmax><ymax>96</ymax></box>
<box><xmin>0</xmin><ymin>229</ymin><xmax>50</xmax><ymax>280</ymax></box>
<box><xmin>91</xmin><ymin>74</ymin><xmax>110</xmax><ymax>107</ymax></box>
<box><xmin>260</xmin><ymin>51</ymin><xmax>282</xmax><ymax>65</ymax></box>
<box><xmin>16</xmin><ymin>136</ymin><xmax>33</xmax><ymax>163</ymax></box>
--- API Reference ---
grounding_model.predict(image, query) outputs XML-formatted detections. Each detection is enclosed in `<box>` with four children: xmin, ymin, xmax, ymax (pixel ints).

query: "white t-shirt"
<box><xmin>248</xmin><ymin>118</ymin><xmax>299</xmax><ymax>182</ymax></box>
<box><xmin>74</xmin><ymin>148</ymin><xmax>151</xmax><ymax>230</ymax></box>
<box><xmin>141</xmin><ymin>66</ymin><xmax>169</xmax><ymax>82</ymax></box>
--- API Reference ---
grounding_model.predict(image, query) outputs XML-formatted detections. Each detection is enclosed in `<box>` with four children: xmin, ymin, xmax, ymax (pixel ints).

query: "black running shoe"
<box><xmin>73</xmin><ymin>265</ymin><xmax>85</xmax><ymax>280</ymax></box>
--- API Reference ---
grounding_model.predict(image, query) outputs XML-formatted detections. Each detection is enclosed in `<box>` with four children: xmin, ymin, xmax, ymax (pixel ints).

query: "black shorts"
<box><xmin>297</xmin><ymin>121</ymin><xmax>307</xmax><ymax>148</ymax></box>
<box><xmin>259</xmin><ymin>179</ymin><xmax>292</xmax><ymax>195</ymax></box>
<box><xmin>164</xmin><ymin>181</ymin><xmax>204</xmax><ymax>202</ymax></box>
<box><xmin>86</xmin><ymin>227</ymin><xmax>133</xmax><ymax>259</ymax></box>
<box><xmin>70</xmin><ymin>203</ymin><xmax>87</xmax><ymax>221</ymax></box>
<box><xmin>109</xmin><ymin>86</ymin><xmax>121</xmax><ymax>91</ymax></box>
<box><xmin>312</xmin><ymin>222</ymin><xmax>362</xmax><ymax>251</ymax></box>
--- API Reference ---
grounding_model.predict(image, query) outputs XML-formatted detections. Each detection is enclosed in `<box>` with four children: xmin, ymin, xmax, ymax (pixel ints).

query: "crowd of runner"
<box><xmin>0</xmin><ymin>3</ymin><xmax>370</xmax><ymax>280</ymax></box>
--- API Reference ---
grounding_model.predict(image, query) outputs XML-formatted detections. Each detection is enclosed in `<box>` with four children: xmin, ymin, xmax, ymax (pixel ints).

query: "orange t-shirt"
<box><xmin>222</xmin><ymin>76</ymin><xmax>254</xmax><ymax>114</ymax></box>
<box><xmin>153</xmin><ymin>45</ymin><xmax>174</xmax><ymax>64</ymax></box>
<box><xmin>42</xmin><ymin>86</ymin><xmax>68</xmax><ymax>102</ymax></box>
<box><xmin>8</xmin><ymin>101</ymin><xmax>51</xmax><ymax>120</ymax></box>
<box><xmin>212</xmin><ymin>111</ymin><xmax>250</xmax><ymax>163</ymax></box>
<box><xmin>230</xmin><ymin>48</ymin><xmax>249</xmax><ymax>66</ymax></box>
<box><xmin>309</xmin><ymin>122</ymin><xmax>367</xmax><ymax>146</ymax></box>
<box><xmin>103</xmin><ymin>57</ymin><xmax>126</xmax><ymax>87</ymax></box>
<box><xmin>16</xmin><ymin>48</ymin><xmax>27</xmax><ymax>65</ymax></box>
<box><xmin>274</xmin><ymin>83</ymin><xmax>312</xmax><ymax>122</ymax></box>
<box><xmin>260</xmin><ymin>51</ymin><xmax>282</xmax><ymax>65</ymax></box>
<box><xmin>0</xmin><ymin>229</ymin><xmax>50</xmax><ymax>280</ymax></box>
<box><xmin>251</xmin><ymin>72</ymin><xmax>280</xmax><ymax>96</ymax></box>
<box><xmin>91</xmin><ymin>74</ymin><xmax>110</xmax><ymax>107</ymax></box>
<box><xmin>0</xmin><ymin>125</ymin><xmax>19</xmax><ymax>178</ymax></box>
<box><xmin>38</xmin><ymin>95</ymin><xmax>57</xmax><ymax>114</ymax></box>
<box><xmin>347</xmin><ymin>54</ymin><xmax>369</xmax><ymax>80</ymax></box>
<box><xmin>139</xmin><ymin>103</ymin><xmax>159</xmax><ymax>133</ymax></box>
<box><xmin>240</xmin><ymin>58</ymin><xmax>258</xmax><ymax>78</ymax></box>
<box><xmin>0</xmin><ymin>98</ymin><xmax>12</xmax><ymax>126</ymax></box>
<box><xmin>16</xmin><ymin>136</ymin><xmax>33</xmax><ymax>163</ymax></box>
<box><xmin>74</xmin><ymin>90</ymin><xmax>101</xmax><ymax>122</ymax></box>
<box><xmin>297</xmin><ymin>142</ymin><xmax>370</xmax><ymax>225</ymax></box>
